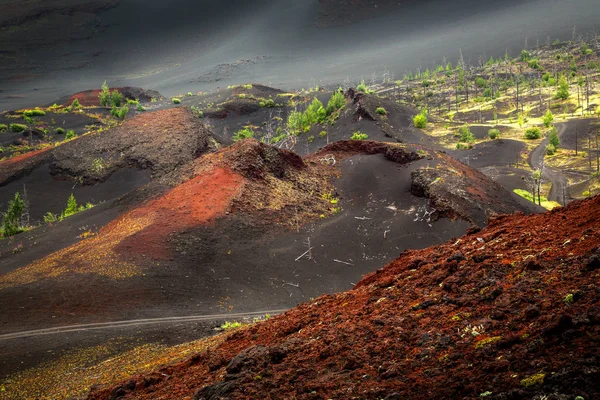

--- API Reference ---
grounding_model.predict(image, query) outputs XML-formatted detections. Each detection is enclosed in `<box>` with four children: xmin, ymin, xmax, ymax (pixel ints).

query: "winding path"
<box><xmin>528</xmin><ymin>122</ymin><xmax>569</xmax><ymax>205</ymax></box>
<box><xmin>0</xmin><ymin>309</ymin><xmax>288</xmax><ymax>341</ymax></box>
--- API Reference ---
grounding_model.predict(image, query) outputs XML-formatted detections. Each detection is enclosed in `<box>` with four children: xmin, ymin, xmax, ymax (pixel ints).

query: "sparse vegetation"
<box><xmin>376</xmin><ymin>107</ymin><xmax>387</xmax><ymax>115</ymax></box>
<box><xmin>172</xmin><ymin>98</ymin><xmax>182</xmax><ymax>104</ymax></box>
<box><xmin>111</xmin><ymin>106</ymin><xmax>129</xmax><ymax>120</ymax></box>
<box><xmin>56</xmin><ymin>127</ymin><xmax>65</xmax><ymax>134</ymax></box>
<box><xmin>0</xmin><ymin>124</ymin><xmax>7</xmax><ymax>132</ymax></box>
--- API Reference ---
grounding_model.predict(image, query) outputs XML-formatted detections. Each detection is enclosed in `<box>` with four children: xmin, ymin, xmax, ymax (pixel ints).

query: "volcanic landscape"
<box><xmin>0</xmin><ymin>1</ymin><xmax>599</xmax><ymax>399</ymax></box>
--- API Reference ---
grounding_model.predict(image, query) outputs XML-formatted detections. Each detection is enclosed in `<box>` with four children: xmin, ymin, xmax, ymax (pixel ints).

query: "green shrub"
<box><xmin>136</xmin><ymin>104</ymin><xmax>145</xmax><ymax>112</ymax></box>
<box><xmin>555</xmin><ymin>76</ymin><xmax>569</xmax><ymax>100</ymax></box>
<box><xmin>110</xmin><ymin>90</ymin><xmax>124</xmax><ymax>107</ymax></box>
<box><xmin>542</xmin><ymin>110</ymin><xmax>554</xmax><ymax>127</ymax></box>
<box><xmin>233</xmin><ymin>127</ymin><xmax>254</xmax><ymax>141</ymax></box>
<box><xmin>319</xmin><ymin>130</ymin><xmax>327</xmax><ymax>138</ymax></box>
<box><xmin>548</xmin><ymin>126</ymin><xmax>560</xmax><ymax>148</ymax></box>
<box><xmin>23</xmin><ymin>109</ymin><xmax>46</xmax><ymax>117</ymax></box>
<box><xmin>520</xmin><ymin>49</ymin><xmax>531</xmax><ymax>62</ymax></box>
<box><xmin>307</xmin><ymin>135</ymin><xmax>315</xmax><ymax>143</ymax></box>
<box><xmin>10</xmin><ymin>123</ymin><xmax>27</xmax><ymax>133</ymax></box>
<box><xmin>376</xmin><ymin>107</ymin><xmax>387</xmax><ymax>115</ymax></box>
<box><xmin>0</xmin><ymin>124</ymin><xmax>7</xmax><ymax>132</ymax></box>
<box><xmin>351</xmin><ymin>131</ymin><xmax>368</xmax><ymax>140</ymax></box>
<box><xmin>459</xmin><ymin>125</ymin><xmax>475</xmax><ymax>143</ymax></box>
<box><xmin>475</xmin><ymin>77</ymin><xmax>486</xmax><ymax>88</ymax></box>
<box><xmin>325</xmin><ymin>90</ymin><xmax>345</xmax><ymax>116</ymax></box>
<box><xmin>111</xmin><ymin>106</ymin><xmax>129</xmax><ymax>120</ymax></box>
<box><xmin>306</xmin><ymin>98</ymin><xmax>326</xmax><ymax>124</ymax></box>
<box><xmin>356</xmin><ymin>80</ymin><xmax>369</xmax><ymax>92</ymax></box>
<box><xmin>528</xmin><ymin>58</ymin><xmax>541</xmax><ymax>70</ymax></box>
<box><xmin>546</xmin><ymin>143</ymin><xmax>556</xmax><ymax>155</ymax></box>
<box><xmin>1</xmin><ymin>192</ymin><xmax>25</xmax><ymax>237</ymax></box>
<box><xmin>187</xmin><ymin>92</ymin><xmax>193</xmax><ymax>97</ymax></box>
<box><xmin>488</xmin><ymin>129</ymin><xmax>500</xmax><ymax>139</ymax></box>
<box><xmin>127</xmin><ymin>99</ymin><xmax>139</xmax><ymax>105</ymax></box>
<box><xmin>524</xmin><ymin>127</ymin><xmax>541</xmax><ymax>139</ymax></box>
<box><xmin>65</xmin><ymin>130</ymin><xmax>76</xmax><ymax>140</ymax></box>
<box><xmin>56</xmin><ymin>127</ymin><xmax>65</xmax><ymax>134</ymax></box>
<box><xmin>172</xmin><ymin>98</ymin><xmax>181</xmax><ymax>104</ymax></box>
<box><xmin>413</xmin><ymin>112</ymin><xmax>428</xmax><ymax>129</ymax></box>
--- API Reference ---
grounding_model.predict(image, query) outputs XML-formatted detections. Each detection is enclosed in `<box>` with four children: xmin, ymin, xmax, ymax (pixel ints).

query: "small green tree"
<box><xmin>2</xmin><ymin>192</ymin><xmax>25</xmax><ymax>236</ymax></box>
<box><xmin>63</xmin><ymin>194</ymin><xmax>78</xmax><ymax>218</ymax></box>
<box><xmin>520</xmin><ymin>49</ymin><xmax>531</xmax><ymax>62</ymax></box>
<box><xmin>542</xmin><ymin>110</ymin><xmax>554</xmax><ymax>128</ymax></box>
<box><xmin>65</xmin><ymin>130</ymin><xmax>76</xmax><ymax>140</ymax></box>
<box><xmin>325</xmin><ymin>90</ymin><xmax>345</xmax><ymax>116</ymax></box>
<box><xmin>99</xmin><ymin>81</ymin><xmax>111</xmax><ymax>107</ymax></box>
<box><xmin>459</xmin><ymin>125</ymin><xmax>475</xmax><ymax>143</ymax></box>
<box><xmin>555</xmin><ymin>76</ymin><xmax>570</xmax><ymax>100</ymax></box>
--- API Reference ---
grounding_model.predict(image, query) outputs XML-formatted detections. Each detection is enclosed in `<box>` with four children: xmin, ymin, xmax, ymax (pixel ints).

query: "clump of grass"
<box><xmin>351</xmin><ymin>131</ymin><xmax>368</xmax><ymax>140</ymax></box>
<box><xmin>172</xmin><ymin>98</ymin><xmax>181</xmax><ymax>104</ymax></box>
<box><xmin>376</xmin><ymin>107</ymin><xmax>387</xmax><ymax>115</ymax></box>
<box><xmin>220</xmin><ymin>321</ymin><xmax>243</xmax><ymax>330</ymax></box>
<box><xmin>9</xmin><ymin>123</ymin><xmax>27</xmax><ymax>133</ymax></box>
<box><xmin>0</xmin><ymin>124</ymin><xmax>7</xmax><ymax>132</ymax></box>
<box><xmin>259</xmin><ymin>99</ymin><xmax>275</xmax><ymax>108</ymax></box>
<box><xmin>520</xmin><ymin>373</ymin><xmax>545</xmax><ymax>387</ymax></box>
<box><xmin>56</xmin><ymin>127</ymin><xmax>65</xmax><ymax>134</ymax></box>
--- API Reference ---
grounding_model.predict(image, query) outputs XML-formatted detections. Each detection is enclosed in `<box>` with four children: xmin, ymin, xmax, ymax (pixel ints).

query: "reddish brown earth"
<box><xmin>87</xmin><ymin>194</ymin><xmax>600</xmax><ymax>399</ymax></box>
<box><xmin>117</xmin><ymin>167</ymin><xmax>244</xmax><ymax>260</ymax></box>
<box><xmin>64</xmin><ymin>87</ymin><xmax>162</xmax><ymax>106</ymax></box>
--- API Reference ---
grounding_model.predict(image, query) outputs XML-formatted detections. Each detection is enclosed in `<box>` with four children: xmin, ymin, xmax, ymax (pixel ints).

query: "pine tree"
<box><xmin>2</xmin><ymin>192</ymin><xmax>25</xmax><ymax>236</ymax></box>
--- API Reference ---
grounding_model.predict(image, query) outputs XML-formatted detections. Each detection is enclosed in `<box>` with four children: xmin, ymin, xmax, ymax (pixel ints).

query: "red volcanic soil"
<box><xmin>0</xmin><ymin>147</ymin><xmax>50</xmax><ymax>167</ymax></box>
<box><xmin>64</xmin><ymin>87</ymin><xmax>162</xmax><ymax>106</ymax></box>
<box><xmin>88</xmin><ymin>195</ymin><xmax>600</xmax><ymax>399</ymax></box>
<box><xmin>117</xmin><ymin>167</ymin><xmax>244</xmax><ymax>259</ymax></box>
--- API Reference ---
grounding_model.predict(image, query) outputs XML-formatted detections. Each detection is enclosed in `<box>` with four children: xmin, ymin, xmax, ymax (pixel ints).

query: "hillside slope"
<box><xmin>86</xmin><ymin>195</ymin><xmax>600</xmax><ymax>399</ymax></box>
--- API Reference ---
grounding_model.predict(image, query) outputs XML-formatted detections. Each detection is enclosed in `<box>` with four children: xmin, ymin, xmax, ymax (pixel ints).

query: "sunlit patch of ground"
<box><xmin>0</xmin><ymin>334</ymin><xmax>228</xmax><ymax>400</ymax></box>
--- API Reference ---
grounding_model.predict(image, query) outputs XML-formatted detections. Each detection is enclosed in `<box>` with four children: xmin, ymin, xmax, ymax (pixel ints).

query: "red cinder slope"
<box><xmin>88</xmin><ymin>198</ymin><xmax>600</xmax><ymax>400</ymax></box>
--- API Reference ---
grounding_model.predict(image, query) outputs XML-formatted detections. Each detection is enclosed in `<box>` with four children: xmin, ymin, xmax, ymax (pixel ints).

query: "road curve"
<box><xmin>0</xmin><ymin>309</ymin><xmax>289</xmax><ymax>341</ymax></box>
<box><xmin>528</xmin><ymin>122</ymin><xmax>569</xmax><ymax>205</ymax></box>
